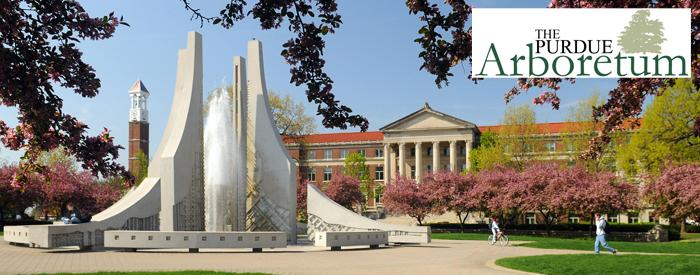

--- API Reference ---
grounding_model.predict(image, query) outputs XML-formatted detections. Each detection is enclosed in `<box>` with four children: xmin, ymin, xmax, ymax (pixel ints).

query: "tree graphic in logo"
<box><xmin>617</xmin><ymin>10</ymin><xmax>666</xmax><ymax>54</ymax></box>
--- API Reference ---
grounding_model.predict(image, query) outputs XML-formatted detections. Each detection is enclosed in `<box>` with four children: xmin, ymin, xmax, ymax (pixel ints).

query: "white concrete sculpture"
<box><xmin>154</xmin><ymin>31</ymin><xmax>205</xmax><ymax>232</ymax></box>
<box><xmin>4</xmin><ymin>33</ymin><xmax>299</xmax><ymax>249</ymax></box>
<box><xmin>307</xmin><ymin>184</ymin><xmax>431</xmax><ymax>244</ymax></box>
<box><xmin>105</xmin><ymin>231</ymin><xmax>286</xmax><ymax>252</ymax></box>
<box><xmin>239</xmin><ymin>40</ymin><xmax>297</xmax><ymax>243</ymax></box>
<box><xmin>2</xmin><ymin>32</ymin><xmax>205</xmax><ymax>248</ymax></box>
<box><xmin>314</xmin><ymin>231</ymin><xmax>388</xmax><ymax>251</ymax></box>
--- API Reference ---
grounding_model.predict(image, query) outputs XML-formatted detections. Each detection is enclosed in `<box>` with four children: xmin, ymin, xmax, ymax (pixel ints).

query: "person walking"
<box><xmin>594</xmin><ymin>213</ymin><xmax>617</xmax><ymax>255</ymax></box>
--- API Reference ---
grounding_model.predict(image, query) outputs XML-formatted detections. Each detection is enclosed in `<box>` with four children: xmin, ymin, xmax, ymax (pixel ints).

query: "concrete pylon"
<box><xmin>237</xmin><ymin>40</ymin><xmax>297</xmax><ymax>243</ymax></box>
<box><xmin>154</xmin><ymin>31</ymin><xmax>205</xmax><ymax>231</ymax></box>
<box><xmin>232</xmin><ymin>56</ymin><xmax>247</xmax><ymax>231</ymax></box>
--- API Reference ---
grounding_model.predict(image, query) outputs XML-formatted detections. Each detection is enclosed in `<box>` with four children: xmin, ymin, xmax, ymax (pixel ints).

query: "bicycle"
<box><xmin>488</xmin><ymin>232</ymin><xmax>509</xmax><ymax>246</ymax></box>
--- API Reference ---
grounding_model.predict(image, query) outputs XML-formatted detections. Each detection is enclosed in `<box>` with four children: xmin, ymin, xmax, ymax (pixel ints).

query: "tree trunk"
<box><xmin>457</xmin><ymin>212</ymin><xmax>465</xmax><ymax>233</ymax></box>
<box><xmin>0</xmin><ymin>206</ymin><xmax>5</xmax><ymax>223</ymax></box>
<box><xmin>680</xmin><ymin>217</ymin><xmax>686</xmax><ymax>233</ymax></box>
<box><xmin>589</xmin><ymin>213</ymin><xmax>595</xmax><ymax>238</ymax></box>
<box><xmin>540</xmin><ymin>211</ymin><xmax>552</xmax><ymax>236</ymax></box>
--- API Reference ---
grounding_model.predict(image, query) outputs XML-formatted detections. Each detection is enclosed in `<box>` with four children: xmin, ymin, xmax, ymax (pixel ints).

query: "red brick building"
<box><xmin>284</xmin><ymin>103</ymin><xmax>593</xmax><ymax>210</ymax></box>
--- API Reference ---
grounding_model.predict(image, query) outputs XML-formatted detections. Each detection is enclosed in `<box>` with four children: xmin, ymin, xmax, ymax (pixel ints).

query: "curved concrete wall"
<box><xmin>307</xmin><ymin>184</ymin><xmax>430</xmax><ymax>244</ymax></box>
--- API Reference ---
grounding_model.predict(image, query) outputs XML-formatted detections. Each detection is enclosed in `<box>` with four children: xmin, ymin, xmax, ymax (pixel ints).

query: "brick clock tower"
<box><xmin>128</xmin><ymin>80</ymin><xmax>149</xmax><ymax>176</ymax></box>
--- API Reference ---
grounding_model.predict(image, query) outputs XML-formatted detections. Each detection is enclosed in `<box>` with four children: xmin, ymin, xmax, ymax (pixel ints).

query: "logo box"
<box><xmin>472</xmin><ymin>9</ymin><xmax>691</xmax><ymax>78</ymax></box>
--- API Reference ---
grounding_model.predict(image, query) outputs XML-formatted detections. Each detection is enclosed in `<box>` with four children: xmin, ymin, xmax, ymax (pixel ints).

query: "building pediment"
<box><xmin>380</xmin><ymin>103</ymin><xmax>479</xmax><ymax>133</ymax></box>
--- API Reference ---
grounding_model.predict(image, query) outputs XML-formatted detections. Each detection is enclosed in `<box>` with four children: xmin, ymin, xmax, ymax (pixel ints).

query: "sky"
<box><xmin>0</xmin><ymin>0</ymin><xmax>620</xmax><ymax>165</ymax></box>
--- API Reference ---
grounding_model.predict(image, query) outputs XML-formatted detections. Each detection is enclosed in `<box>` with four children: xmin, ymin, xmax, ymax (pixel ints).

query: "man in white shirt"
<box><xmin>594</xmin><ymin>213</ymin><xmax>617</xmax><ymax>255</ymax></box>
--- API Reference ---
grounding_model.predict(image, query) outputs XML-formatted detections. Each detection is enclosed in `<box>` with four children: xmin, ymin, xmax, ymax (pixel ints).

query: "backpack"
<box><xmin>602</xmin><ymin>220</ymin><xmax>611</xmax><ymax>234</ymax></box>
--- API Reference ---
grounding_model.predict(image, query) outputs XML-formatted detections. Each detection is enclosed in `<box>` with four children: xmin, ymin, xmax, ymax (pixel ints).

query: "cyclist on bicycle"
<box><xmin>490</xmin><ymin>216</ymin><xmax>502</xmax><ymax>244</ymax></box>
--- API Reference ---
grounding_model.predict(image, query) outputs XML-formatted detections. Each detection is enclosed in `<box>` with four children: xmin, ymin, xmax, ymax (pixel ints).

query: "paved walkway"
<box><xmin>0</xmin><ymin>240</ymin><xmax>585</xmax><ymax>275</ymax></box>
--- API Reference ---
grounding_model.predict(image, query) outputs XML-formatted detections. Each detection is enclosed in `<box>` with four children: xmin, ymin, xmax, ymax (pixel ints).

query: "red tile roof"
<box><xmin>479</xmin><ymin>120</ymin><xmax>640</xmax><ymax>134</ymax></box>
<box><xmin>478</xmin><ymin>121</ymin><xmax>594</xmax><ymax>134</ymax></box>
<box><xmin>285</xmin><ymin>120</ymin><xmax>640</xmax><ymax>144</ymax></box>
<box><xmin>284</xmin><ymin>131</ymin><xmax>384</xmax><ymax>144</ymax></box>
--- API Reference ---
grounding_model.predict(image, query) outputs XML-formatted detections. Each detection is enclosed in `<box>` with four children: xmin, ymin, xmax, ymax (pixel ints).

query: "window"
<box><xmin>460</xmin><ymin>146</ymin><xmax>466</xmax><ymax>156</ymax></box>
<box><xmin>426</xmin><ymin>147</ymin><xmax>432</xmax><ymax>156</ymax></box>
<box><xmin>461</xmin><ymin>163</ymin><xmax>467</xmax><ymax>172</ymax></box>
<box><xmin>566</xmin><ymin>142</ymin><xmax>575</xmax><ymax>152</ymax></box>
<box><xmin>306</xmin><ymin>150</ymin><xmax>315</xmax><ymax>160</ymax></box>
<box><xmin>324</xmin><ymin>149</ymin><xmax>332</xmax><ymax>160</ymax></box>
<box><xmin>442</xmin><ymin>147</ymin><xmax>450</xmax><ymax>156</ymax></box>
<box><xmin>306</xmin><ymin>169</ymin><xmax>316</xmax><ymax>181</ymax></box>
<box><xmin>410</xmin><ymin>148</ymin><xmax>416</xmax><ymax>157</ymax></box>
<box><xmin>358</xmin><ymin>149</ymin><xmax>365</xmax><ymax>156</ymax></box>
<box><xmin>607</xmin><ymin>214</ymin><xmax>619</xmax><ymax>223</ymax></box>
<box><xmin>375</xmin><ymin>148</ymin><xmax>383</xmax><ymax>158</ymax></box>
<box><xmin>568</xmin><ymin>216</ymin><xmax>580</xmax><ymax>224</ymax></box>
<box><xmin>323</xmin><ymin>167</ymin><xmax>332</xmax><ymax>181</ymax></box>
<box><xmin>410</xmin><ymin>166</ymin><xmax>416</xmax><ymax>179</ymax></box>
<box><xmin>627</xmin><ymin>212</ymin><xmax>640</xmax><ymax>223</ymax></box>
<box><xmin>427</xmin><ymin>165</ymin><xmax>432</xmax><ymax>173</ymax></box>
<box><xmin>340</xmin><ymin>149</ymin><xmax>349</xmax><ymax>159</ymax></box>
<box><xmin>525</xmin><ymin>143</ymin><xmax>535</xmax><ymax>153</ymax></box>
<box><xmin>375</xmin><ymin>166</ymin><xmax>384</xmax><ymax>180</ymax></box>
<box><xmin>545</xmin><ymin>142</ymin><xmax>556</xmax><ymax>152</ymax></box>
<box><xmin>374</xmin><ymin>186</ymin><xmax>384</xmax><ymax>204</ymax></box>
<box><xmin>526</xmin><ymin>213</ymin><xmax>536</xmax><ymax>224</ymax></box>
<box><xmin>443</xmin><ymin>164</ymin><xmax>449</xmax><ymax>171</ymax></box>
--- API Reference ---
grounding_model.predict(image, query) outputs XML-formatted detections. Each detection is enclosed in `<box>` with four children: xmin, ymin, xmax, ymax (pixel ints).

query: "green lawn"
<box><xmin>681</xmin><ymin>232</ymin><xmax>700</xmax><ymax>240</ymax></box>
<box><xmin>433</xmin><ymin>233</ymin><xmax>700</xmax><ymax>254</ymax></box>
<box><xmin>34</xmin><ymin>272</ymin><xmax>269</xmax><ymax>275</ymax></box>
<box><xmin>496</xmin><ymin>254</ymin><xmax>700</xmax><ymax>275</ymax></box>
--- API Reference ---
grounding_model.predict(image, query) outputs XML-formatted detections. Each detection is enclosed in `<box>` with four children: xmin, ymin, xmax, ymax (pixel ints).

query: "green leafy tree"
<box><xmin>133</xmin><ymin>150</ymin><xmax>149</xmax><ymax>185</ymax></box>
<box><xmin>617</xmin><ymin>79</ymin><xmax>700</xmax><ymax>176</ymax></box>
<box><xmin>342</xmin><ymin>152</ymin><xmax>373</xmax><ymax>211</ymax></box>
<box><xmin>469</xmin><ymin>131</ymin><xmax>509</xmax><ymax>171</ymax></box>
<box><xmin>268</xmin><ymin>90</ymin><xmax>317</xmax><ymax>137</ymax></box>
<box><xmin>501</xmin><ymin>105</ymin><xmax>538</xmax><ymax>170</ymax></box>
<box><xmin>562</xmin><ymin>92</ymin><xmax>620</xmax><ymax>172</ymax></box>
<box><xmin>618</xmin><ymin>10</ymin><xmax>666</xmax><ymax>54</ymax></box>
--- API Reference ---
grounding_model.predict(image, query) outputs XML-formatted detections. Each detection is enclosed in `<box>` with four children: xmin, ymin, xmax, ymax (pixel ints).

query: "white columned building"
<box><xmin>380</xmin><ymin>103</ymin><xmax>479</xmax><ymax>182</ymax></box>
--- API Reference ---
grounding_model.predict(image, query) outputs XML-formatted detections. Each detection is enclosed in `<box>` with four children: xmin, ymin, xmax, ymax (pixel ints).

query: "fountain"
<box><xmin>204</xmin><ymin>87</ymin><xmax>237</xmax><ymax>231</ymax></box>
<box><xmin>2</xmin><ymin>32</ymin><xmax>427</xmax><ymax>251</ymax></box>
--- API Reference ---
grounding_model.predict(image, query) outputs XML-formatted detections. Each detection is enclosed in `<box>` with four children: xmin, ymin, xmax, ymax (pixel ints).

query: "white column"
<box><xmin>389</xmin><ymin>145</ymin><xmax>396</xmax><ymax>182</ymax></box>
<box><xmin>415</xmin><ymin>142</ymin><xmax>423</xmax><ymax>182</ymax></box>
<box><xmin>449</xmin><ymin>140</ymin><xmax>457</xmax><ymax>172</ymax></box>
<box><xmin>465</xmin><ymin>139</ymin><xmax>472</xmax><ymax>172</ymax></box>
<box><xmin>432</xmin><ymin>141</ymin><xmax>439</xmax><ymax>173</ymax></box>
<box><xmin>398</xmin><ymin>142</ymin><xmax>406</xmax><ymax>177</ymax></box>
<box><xmin>383</xmin><ymin>143</ymin><xmax>391</xmax><ymax>184</ymax></box>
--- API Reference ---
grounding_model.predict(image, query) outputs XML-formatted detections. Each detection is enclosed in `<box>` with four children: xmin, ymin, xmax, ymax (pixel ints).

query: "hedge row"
<box><xmin>686</xmin><ymin>224</ymin><xmax>700</xmax><ymax>233</ymax></box>
<box><xmin>428</xmin><ymin>222</ymin><xmax>657</xmax><ymax>232</ymax></box>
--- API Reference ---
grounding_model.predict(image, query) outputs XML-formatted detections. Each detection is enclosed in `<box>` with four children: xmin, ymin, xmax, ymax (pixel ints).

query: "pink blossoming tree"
<box><xmin>645</xmin><ymin>163</ymin><xmax>700</xmax><ymax>232</ymax></box>
<box><xmin>424</xmin><ymin>171</ymin><xmax>479</xmax><ymax>232</ymax></box>
<box><xmin>324</xmin><ymin>173</ymin><xmax>365</xmax><ymax>211</ymax></box>
<box><xmin>382</xmin><ymin>176</ymin><xmax>434</xmax><ymax>225</ymax></box>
